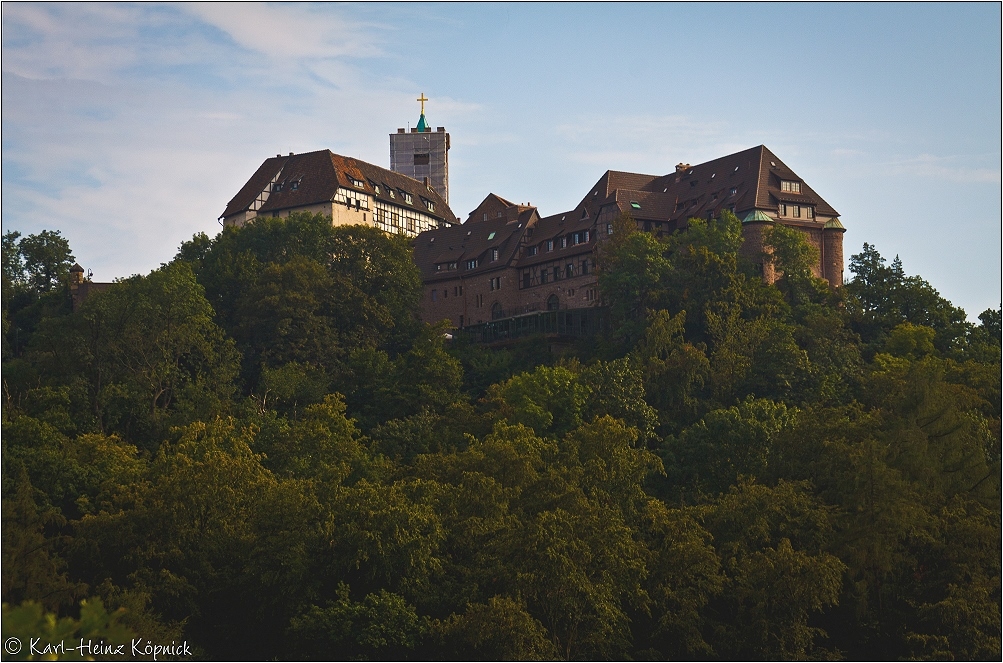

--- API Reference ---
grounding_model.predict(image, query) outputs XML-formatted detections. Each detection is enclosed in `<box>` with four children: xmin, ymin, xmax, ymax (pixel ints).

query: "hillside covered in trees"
<box><xmin>2</xmin><ymin>213</ymin><xmax>1000</xmax><ymax>660</ymax></box>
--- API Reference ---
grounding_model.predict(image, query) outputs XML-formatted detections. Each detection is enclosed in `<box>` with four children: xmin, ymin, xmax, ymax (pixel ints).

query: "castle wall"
<box><xmin>739</xmin><ymin>222</ymin><xmax>777</xmax><ymax>283</ymax></box>
<box><xmin>822</xmin><ymin>228</ymin><xmax>845</xmax><ymax>285</ymax></box>
<box><xmin>423</xmin><ymin>264</ymin><xmax>598</xmax><ymax>328</ymax></box>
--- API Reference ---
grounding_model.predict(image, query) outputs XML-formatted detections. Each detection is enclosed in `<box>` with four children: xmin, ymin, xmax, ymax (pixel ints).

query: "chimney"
<box><xmin>423</xmin><ymin>176</ymin><xmax>430</xmax><ymax>188</ymax></box>
<box><xmin>675</xmin><ymin>163</ymin><xmax>691</xmax><ymax>173</ymax></box>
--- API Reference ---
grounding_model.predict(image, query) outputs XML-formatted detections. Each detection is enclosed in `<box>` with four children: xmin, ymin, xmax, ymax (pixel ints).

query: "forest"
<box><xmin>2</xmin><ymin>211</ymin><xmax>999</xmax><ymax>661</ymax></box>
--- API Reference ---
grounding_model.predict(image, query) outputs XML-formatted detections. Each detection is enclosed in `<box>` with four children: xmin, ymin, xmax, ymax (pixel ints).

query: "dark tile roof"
<box><xmin>516</xmin><ymin>211</ymin><xmax>596</xmax><ymax>269</ymax></box>
<box><xmin>413</xmin><ymin>197</ymin><xmax>537</xmax><ymax>282</ymax></box>
<box><xmin>220</xmin><ymin>150</ymin><xmax>458</xmax><ymax>223</ymax></box>
<box><xmin>645</xmin><ymin>145</ymin><xmax>839</xmax><ymax>220</ymax></box>
<box><xmin>410</xmin><ymin>145</ymin><xmax>839</xmax><ymax>283</ymax></box>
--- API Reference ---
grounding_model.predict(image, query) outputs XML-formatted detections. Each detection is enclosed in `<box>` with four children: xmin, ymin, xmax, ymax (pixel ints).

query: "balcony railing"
<box><xmin>460</xmin><ymin>306</ymin><xmax>609</xmax><ymax>343</ymax></box>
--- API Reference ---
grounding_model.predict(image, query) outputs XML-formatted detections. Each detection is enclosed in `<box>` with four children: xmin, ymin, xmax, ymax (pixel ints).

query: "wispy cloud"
<box><xmin>878</xmin><ymin>153</ymin><xmax>1001</xmax><ymax>183</ymax></box>
<box><xmin>184</xmin><ymin>3</ymin><xmax>384</xmax><ymax>60</ymax></box>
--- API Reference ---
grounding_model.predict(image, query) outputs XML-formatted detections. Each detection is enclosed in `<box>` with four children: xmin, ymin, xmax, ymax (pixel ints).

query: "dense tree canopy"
<box><xmin>2</xmin><ymin>213</ymin><xmax>999</xmax><ymax>660</ymax></box>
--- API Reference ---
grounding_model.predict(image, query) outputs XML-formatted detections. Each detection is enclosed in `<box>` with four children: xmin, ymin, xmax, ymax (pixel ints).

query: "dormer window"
<box><xmin>491</xmin><ymin>248</ymin><xmax>499</xmax><ymax>261</ymax></box>
<box><xmin>290</xmin><ymin>180</ymin><xmax>299</xmax><ymax>191</ymax></box>
<box><xmin>729</xmin><ymin>187</ymin><xmax>737</xmax><ymax>196</ymax></box>
<box><xmin>466</xmin><ymin>258</ymin><xmax>479</xmax><ymax>270</ymax></box>
<box><xmin>422</xmin><ymin>198</ymin><xmax>435</xmax><ymax>212</ymax></box>
<box><xmin>805</xmin><ymin>206</ymin><xmax>814</xmax><ymax>219</ymax></box>
<box><xmin>349</xmin><ymin>176</ymin><xmax>364</xmax><ymax>188</ymax></box>
<box><xmin>780</xmin><ymin>180</ymin><xmax>802</xmax><ymax>193</ymax></box>
<box><xmin>388</xmin><ymin>189</ymin><xmax>395</xmax><ymax>199</ymax></box>
<box><xmin>527</xmin><ymin>246</ymin><xmax>538</xmax><ymax>256</ymax></box>
<box><xmin>402</xmin><ymin>191</ymin><xmax>413</xmax><ymax>204</ymax></box>
<box><xmin>546</xmin><ymin>240</ymin><xmax>554</xmax><ymax>252</ymax></box>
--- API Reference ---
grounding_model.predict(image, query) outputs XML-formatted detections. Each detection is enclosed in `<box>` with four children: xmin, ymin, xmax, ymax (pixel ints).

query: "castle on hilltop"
<box><xmin>222</xmin><ymin>97</ymin><xmax>845</xmax><ymax>330</ymax></box>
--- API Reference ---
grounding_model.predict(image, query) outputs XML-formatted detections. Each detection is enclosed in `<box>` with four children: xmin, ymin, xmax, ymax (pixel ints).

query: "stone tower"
<box><xmin>390</xmin><ymin>93</ymin><xmax>450</xmax><ymax>204</ymax></box>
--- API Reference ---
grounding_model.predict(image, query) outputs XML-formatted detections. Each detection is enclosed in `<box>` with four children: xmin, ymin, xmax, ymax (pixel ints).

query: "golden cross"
<box><xmin>417</xmin><ymin>93</ymin><xmax>428</xmax><ymax>115</ymax></box>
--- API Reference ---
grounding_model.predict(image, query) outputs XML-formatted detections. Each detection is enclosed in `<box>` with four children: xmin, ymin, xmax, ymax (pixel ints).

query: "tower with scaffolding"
<box><xmin>390</xmin><ymin>93</ymin><xmax>450</xmax><ymax>204</ymax></box>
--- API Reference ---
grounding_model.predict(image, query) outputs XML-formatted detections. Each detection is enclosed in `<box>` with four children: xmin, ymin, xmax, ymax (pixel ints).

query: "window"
<box><xmin>443</xmin><ymin>288</ymin><xmax>448</xmax><ymax>298</ymax></box>
<box><xmin>466</xmin><ymin>259</ymin><xmax>479</xmax><ymax>270</ymax></box>
<box><xmin>402</xmin><ymin>191</ymin><xmax>413</xmax><ymax>205</ymax></box>
<box><xmin>565</xmin><ymin>263</ymin><xmax>574</xmax><ymax>279</ymax></box>
<box><xmin>571</xmin><ymin>232</ymin><xmax>579</xmax><ymax>245</ymax></box>
<box><xmin>487</xmin><ymin>231</ymin><xmax>496</xmax><ymax>240</ymax></box>
<box><xmin>388</xmin><ymin>189</ymin><xmax>395</xmax><ymax>199</ymax></box>
<box><xmin>553</xmin><ymin>267</ymin><xmax>560</xmax><ymax>281</ymax></box>
<box><xmin>522</xmin><ymin>271</ymin><xmax>531</xmax><ymax>288</ymax></box>
<box><xmin>586</xmin><ymin>288</ymin><xmax>597</xmax><ymax>302</ymax></box>
<box><xmin>448</xmin><ymin>262</ymin><xmax>457</xmax><ymax>270</ymax></box>
<box><xmin>483</xmin><ymin>213</ymin><xmax>488</xmax><ymax>222</ymax></box>
<box><xmin>546</xmin><ymin>240</ymin><xmax>554</xmax><ymax>252</ymax></box>
<box><xmin>606</xmin><ymin>223</ymin><xmax>613</xmax><ymax>235</ymax></box>
<box><xmin>527</xmin><ymin>246</ymin><xmax>538</xmax><ymax>256</ymax></box>
<box><xmin>291</xmin><ymin>180</ymin><xmax>299</xmax><ymax>191</ymax></box>
<box><xmin>780</xmin><ymin>180</ymin><xmax>802</xmax><ymax>193</ymax></box>
<box><xmin>436</xmin><ymin>264</ymin><xmax>442</xmax><ymax>272</ymax></box>
<box><xmin>778</xmin><ymin>203</ymin><xmax>787</xmax><ymax>216</ymax></box>
<box><xmin>414</xmin><ymin>153</ymin><xmax>430</xmax><ymax>165</ymax></box>
<box><xmin>491</xmin><ymin>302</ymin><xmax>504</xmax><ymax>319</ymax></box>
<box><xmin>423</xmin><ymin>199</ymin><xmax>435</xmax><ymax>212</ymax></box>
<box><xmin>584</xmin><ymin>230</ymin><xmax>590</xmax><ymax>242</ymax></box>
<box><xmin>540</xmin><ymin>270</ymin><xmax>549</xmax><ymax>284</ymax></box>
<box><xmin>805</xmin><ymin>206</ymin><xmax>814</xmax><ymax>219</ymax></box>
<box><xmin>547</xmin><ymin>295</ymin><xmax>560</xmax><ymax>311</ymax></box>
<box><xmin>729</xmin><ymin>187</ymin><xmax>737</xmax><ymax>196</ymax></box>
<box><xmin>630</xmin><ymin>201</ymin><xmax>641</xmax><ymax>209</ymax></box>
<box><xmin>490</xmin><ymin>276</ymin><xmax>501</xmax><ymax>291</ymax></box>
<box><xmin>791</xmin><ymin>205</ymin><xmax>801</xmax><ymax>218</ymax></box>
<box><xmin>431</xmin><ymin>290</ymin><xmax>438</xmax><ymax>302</ymax></box>
<box><xmin>559</xmin><ymin>237</ymin><xmax>567</xmax><ymax>249</ymax></box>
<box><xmin>581</xmin><ymin>259</ymin><xmax>590</xmax><ymax>275</ymax></box>
<box><xmin>475</xmin><ymin>294</ymin><xmax>484</xmax><ymax>307</ymax></box>
<box><xmin>490</xmin><ymin>248</ymin><xmax>499</xmax><ymax>261</ymax></box>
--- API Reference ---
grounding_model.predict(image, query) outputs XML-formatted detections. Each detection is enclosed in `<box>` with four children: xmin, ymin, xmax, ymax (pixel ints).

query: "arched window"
<box><xmin>491</xmin><ymin>302</ymin><xmax>504</xmax><ymax>319</ymax></box>
<box><xmin>546</xmin><ymin>295</ymin><xmax>560</xmax><ymax>311</ymax></box>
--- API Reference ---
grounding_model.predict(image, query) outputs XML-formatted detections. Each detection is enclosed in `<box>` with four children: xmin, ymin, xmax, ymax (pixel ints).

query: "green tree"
<box><xmin>845</xmin><ymin>243</ymin><xmax>970</xmax><ymax>353</ymax></box>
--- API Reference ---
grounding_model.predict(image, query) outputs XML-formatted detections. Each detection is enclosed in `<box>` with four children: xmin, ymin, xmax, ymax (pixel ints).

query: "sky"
<box><xmin>2</xmin><ymin>2</ymin><xmax>1000</xmax><ymax>319</ymax></box>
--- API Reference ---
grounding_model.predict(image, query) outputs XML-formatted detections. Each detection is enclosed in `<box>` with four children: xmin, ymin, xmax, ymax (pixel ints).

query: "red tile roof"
<box><xmin>220</xmin><ymin>150</ymin><xmax>457</xmax><ymax>223</ymax></box>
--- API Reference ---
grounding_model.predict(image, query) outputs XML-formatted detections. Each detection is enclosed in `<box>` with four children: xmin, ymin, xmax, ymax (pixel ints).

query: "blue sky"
<box><xmin>2</xmin><ymin>2</ymin><xmax>1000</xmax><ymax>318</ymax></box>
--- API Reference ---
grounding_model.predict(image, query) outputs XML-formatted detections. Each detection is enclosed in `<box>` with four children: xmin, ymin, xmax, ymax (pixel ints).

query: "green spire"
<box><xmin>415</xmin><ymin>92</ymin><xmax>429</xmax><ymax>131</ymax></box>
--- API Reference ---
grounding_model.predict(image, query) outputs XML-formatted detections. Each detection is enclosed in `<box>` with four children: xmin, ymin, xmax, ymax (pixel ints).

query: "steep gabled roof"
<box><xmin>645</xmin><ymin>145</ymin><xmax>839</xmax><ymax>221</ymax></box>
<box><xmin>413</xmin><ymin>202</ymin><xmax>537</xmax><ymax>282</ymax></box>
<box><xmin>220</xmin><ymin>150</ymin><xmax>458</xmax><ymax>223</ymax></box>
<box><xmin>573</xmin><ymin>170</ymin><xmax>660</xmax><ymax>221</ymax></box>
